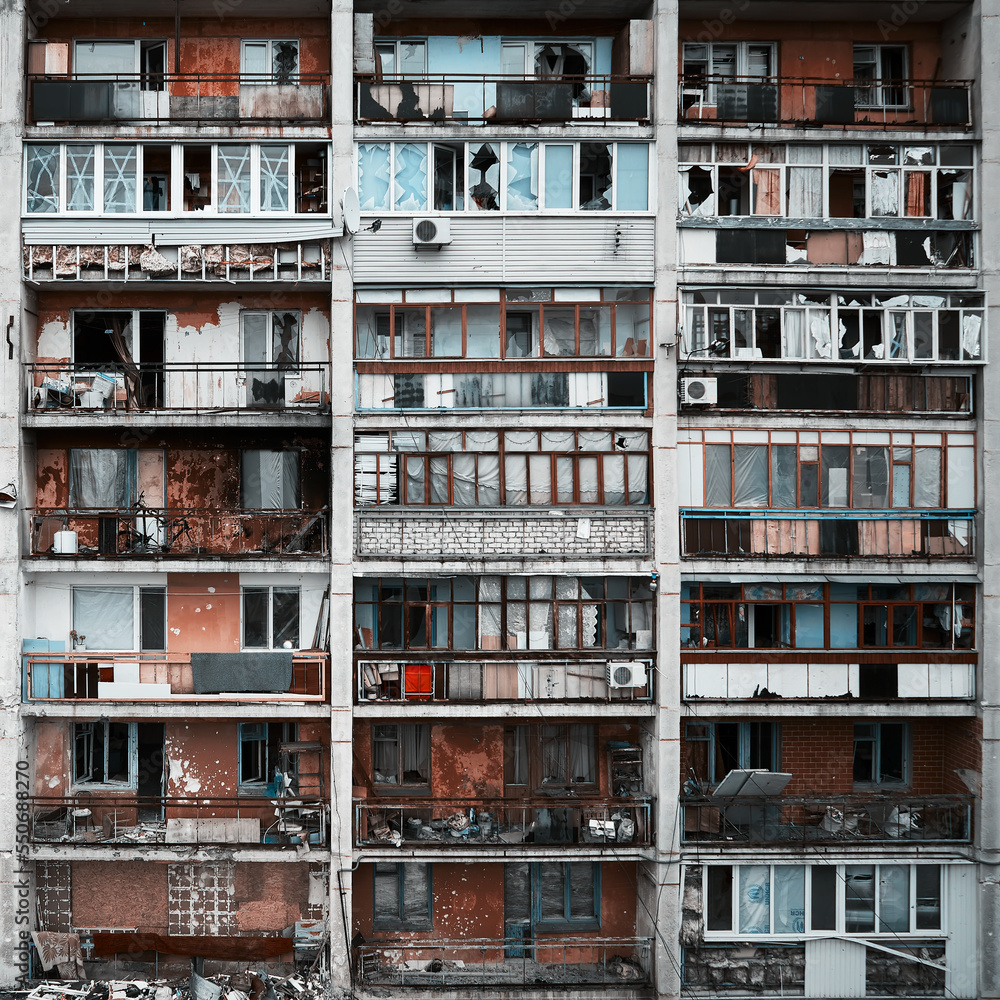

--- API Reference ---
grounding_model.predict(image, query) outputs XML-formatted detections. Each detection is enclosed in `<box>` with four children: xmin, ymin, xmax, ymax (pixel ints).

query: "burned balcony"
<box><xmin>25</xmin><ymin>362</ymin><xmax>330</xmax><ymax>415</ymax></box>
<box><xmin>356</xmin><ymin>937</ymin><xmax>652</xmax><ymax>990</ymax></box>
<box><xmin>681</xmin><ymin>792</ymin><xmax>972</xmax><ymax>845</ymax></box>
<box><xmin>24</xmin><ymin>650</ymin><xmax>327</xmax><ymax>702</ymax></box>
<box><xmin>680</xmin><ymin>510</ymin><xmax>976</xmax><ymax>561</ymax></box>
<box><xmin>356</xmin><ymin>658</ymin><xmax>653</xmax><ymax>704</ymax></box>
<box><xmin>29</xmin><ymin>794</ymin><xmax>327</xmax><ymax>847</ymax></box>
<box><xmin>354</xmin><ymin>797</ymin><xmax>653</xmax><ymax>849</ymax></box>
<box><xmin>28</xmin><ymin>506</ymin><xmax>328</xmax><ymax>559</ymax></box>
<box><xmin>27</xmin><ymin>72</ymin><xmax>330</xmax><ymax>125</ymax></box>
<box><xmin>678</xmin><ymin>75</ymin><xmax>972</xmax><ymax>129</ymax></box>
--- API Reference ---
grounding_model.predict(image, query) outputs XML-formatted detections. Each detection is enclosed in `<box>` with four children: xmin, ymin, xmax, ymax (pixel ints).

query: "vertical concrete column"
<box><xmin>978</xmin><ymin>2</ymin><xmax>1000</xmax><ymax>995</ymax></box>
<box><xmin>326</xmin><ymin>0</ymin><xmax>356</xmax><ymax>988</ymax></box>
<box><xmin>648</xmin><ymin>1</ymin><xmax>681</xmax><ymax>997</ymax></box>
<box><xmin>0</xmin><ymin>0</ymin><xmax>27</xmax><ymax>988</ymax></box>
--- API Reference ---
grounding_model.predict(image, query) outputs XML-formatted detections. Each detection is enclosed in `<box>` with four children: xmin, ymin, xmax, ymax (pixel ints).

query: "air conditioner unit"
<box><xmin>412</xmin><ymin>218</ymin><xmax>452</xmax><ymax>247</ymax></box>
<box><xmin>680</xmin><ymin>376</ymin><xmax>717</xmax><ymax>405</ymax></box>
<box><xmin>606</xmin><ymin>661</ymin><xmax>648</xmax><ymax>689</ymax></box>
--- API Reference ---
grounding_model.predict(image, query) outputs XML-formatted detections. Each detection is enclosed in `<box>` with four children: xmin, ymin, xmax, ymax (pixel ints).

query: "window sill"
<box><xmin>535</xmin><ymin>919</ymin><xmax>601</xmax><ymax>934</ymax></box>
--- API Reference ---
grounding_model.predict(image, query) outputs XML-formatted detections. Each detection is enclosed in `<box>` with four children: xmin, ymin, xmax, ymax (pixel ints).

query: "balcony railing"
<box><xmin>355</xmin><ymin>796</ymin><xmax>652</xmax><ymax>848</ymax></box>
<box><xmin>25</xmin><ymin>363</ymin><xmax>330</xmax><ymax>414</ymax></box>
<box><xmin>357</xmin><ymin>658</ymin><xmax>653</xmax><ymax>704</ymax></box>
<box><xmin>28</xmin><ymin>507</ymin><xmax>328</xmax><ymax>559</ymax></box>
<box><xmin>28</xmin><ymin>73</ymin><xmax>330</xmax><ymax>125</ymax></box>
<box><xmin>356</xmin><ymin>937</ymin><xmax>653</xmax><ymax>989</ymax></box>
<box><xmin>356</xmin><ymin>74</ymin><xmax>650</xmax><ymax>123</ymax></box>
<box><xmin>29</xmin><ymin>794</ymin><xmax>327</xmax><ymax>847</ymax></box>
<box><xmin>680</xmin><ymin>510</ymin><xmax>975</xmax><ymax>560</ymax></box>
<box><xmin>681</xmin><ymin>793</ymin><xmax>972</xmax><ymax>845</ymax></box>
<box><xmin>678</xmin><ymin>75</ymin><xmax>972</xmax><ymax>128</ymax></box>
<box><xmin>24</xmin><ymin>650</ymin><xmax>327</xmax><ymax>701</ymax></box>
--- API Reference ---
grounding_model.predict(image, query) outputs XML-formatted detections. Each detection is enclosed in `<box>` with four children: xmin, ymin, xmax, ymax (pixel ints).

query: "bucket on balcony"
<box><xmin>53</xmin><ymin>530</ymin><xmax>78</xmax><ymax>554</ymax></box>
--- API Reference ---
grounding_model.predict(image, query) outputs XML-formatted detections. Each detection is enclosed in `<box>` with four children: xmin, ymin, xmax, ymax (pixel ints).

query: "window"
<box><xmin>72</xmin><ymin>309</ymin><xmax>165</xmax><ymax>369</ymax></box>
<box><xmin>355</xmin><ymin>576</ymin><xmax>654</xmax><ymax>652</ymax></box>
<box><xmin>504</xmin><ymin>862</ymin><xmax>600</xmax><ymax>931</ymax></box>
<box><xmin>69</xmin><ymin>449</ymin><xmax>137</xmax><ymax>509</ymax></box>
<box><xmin>242</xmin><ymin>586</ymin><xmax>300</xmax><ymax>649</ymax></box>
<box><xmin>72</xmin><ymin>586</ymin><xmax>166</xmax><ymax>651</ymax></box>
<box><xmin>238</xmin><ymin>721</ymin><xmax>296</xmax><ymax>792</ymax></box>
<box><xmin>374</xmin><ymin>39</ymin><xmax>427</xmax><ymax>76</ymax></box>
<box><xmin>373</xmin><ymin>863</ymin><xmax>432</xmax><ymax>929</ymax></box>
<box><xmin>685</xmin><ymin>722</ymin><xmax>778</xmax><ymax>786</ymax></box>
<box><xmin>357</xmin><ymin>141</ymin><xmax>650</xmax><ymax>213</ymax></box>
<box><xmin>854</xmin><ymin>45</ymin><xmax>908</xmax><ymax>108</ymax></box>
<box><xmin>241</xmin><ymin>40</ymin><xmax>299</xmax><ymax>84</ymax></box>
<box><xmin>703</xmin><ymin>863</ymin><xmax>942</xmax><ymax>937</ymax></box>
<box><xmin>241</xmin><ymin>450</ymin><xmax>301</xmax><ymax>509</ymax></box>
<box><xmin>73</xmin><ymin>39</ymin><xmax>166</xmax><ymax>88</ymax></box>
<box><xmin>505</xmin><ymin>724</ymin><xmax>597</xmax><ymax>791</ymax></box>
<box><xmin>74</xmin><ymin>721</ymin><xmax>136</xmax><ymax>786</ymax></box>
<box><xmin>854</xmin><ymin>722</ymin><xmax>907</xmax><ymax>785</ymax></box>
<box><xmin>682</xmin><ymin>42</ymin><xmax>775</xmax><ymax>104</ymax></box>
<box><xmin>242</xmin><ymin>311</ymin><xmax>301</xmax><ymax>368</ymax></box>
<box><xmin>372</xmin><ymin>724</ymin><xmax>430</xmax><ymax>787</ymax></box>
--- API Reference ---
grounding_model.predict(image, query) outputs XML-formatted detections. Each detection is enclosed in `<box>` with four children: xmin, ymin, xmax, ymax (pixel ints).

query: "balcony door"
<box><xmin>137</xmin><ymin>723</ymin><xmax>165</xmax><ymax>821</ymax></box>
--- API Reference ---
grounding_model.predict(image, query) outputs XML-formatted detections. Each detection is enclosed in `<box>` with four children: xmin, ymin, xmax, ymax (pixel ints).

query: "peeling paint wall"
<box><xmin>166</xmin><ymin>572</ymin><xmax>241</xmax><ymax>654</ymax></box>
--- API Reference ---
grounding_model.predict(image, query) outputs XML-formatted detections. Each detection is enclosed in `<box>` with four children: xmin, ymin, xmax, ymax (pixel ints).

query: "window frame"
<box><xmin>240</xmin><ymin>39</ymin><xmax>301</xmax><ymax>84</ymax></box>
<box><xmin>504</xmin><ymin>861</ymin><xmax>601</xmax><ymax>932</ymax></box>
<box><xmin>681</xmin><ymin>41</ymin><xmax>777</xmax><ymax>104</ymax></box>
<box><xmin>372</xmin><ymin>723</ymin><xmax>431</xmax><ymax>790</ymax></box>
<box><xmin>853</xmin><ymin>44</ymin><xmax>910</xmax><ymax>109</ymax></box>
<box><xmin>372</xmin><ymin>862</ymin><xmax>433</xmax><ymax>930</ymax></box>
<box><xmin>237</xmin><ymin>721</ymin><xmax>297</xmax><ymax>793</ymax></box>
<box><xmin>504</xmin><ymin>724</ymin><xmax>599</xmax><ymax>792</ymax></box>
<box><xmin>684</xmin><ymin>721</ymin><xmax>780</xmax><ymax>786</ymax></box>
<box><xmin>241</xmin><ymin>585</ymin><xmax>301</xmax><ymax>650</ymax></box>
<box><xmin>853</xmin><ymin>721</ymin><xmax>909</xmax><ymax>787</ymax></box>
<box><xmin>71</xmin><ymin>585</ymin><xmax>167</xmax><ymax>652</ymax></box>
<box><xmin>240</xmin><ymin>309</ymin><xmax>303</xmax><ymax>371</ymax></box>
<box><xmin>73</xmin><ymin>720</ymin><xmax>138</xmax><ymax>788</ymax></box>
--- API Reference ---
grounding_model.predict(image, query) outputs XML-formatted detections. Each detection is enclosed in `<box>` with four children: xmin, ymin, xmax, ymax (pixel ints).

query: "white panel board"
<box><xmin>805</xmin><ymin>938</ymin><xmax>866</xmax><ymax>998</ymax></box>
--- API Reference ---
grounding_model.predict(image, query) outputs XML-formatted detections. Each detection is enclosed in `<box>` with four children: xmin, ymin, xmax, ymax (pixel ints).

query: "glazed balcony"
<box><xmin>29</xmin><ymin>794</ymin><xmax>327</xmax><ymax>847</ymax></box>
<box><xmin>27</xmin><ymin>72</ymin><xmax>330</xmax><ymax>126</ymax></box>
<box><xmin>28</xmin><ymin>507</ymin><xmax>328</xmax><ymax>559</ymax></box>
<box><xmin>356</xmin><ymin>937</ymin><xmax>652</xmax><ymax>990</ymax></box>
<box><xmin>680</xmin><ymin>510</ymin><xmax>976</xmax><ymax>561</ymax></box>
<box><xmin>681</xmin><ymin>793</ymin><xmax>972</xmax><ymax>845</ymax></box>
<box><xmin>354</xmin><ymin>796</ymin><xmax>653</xmax><ymax>849</ymax></box>
<box><xmin>356</xmin><ymin>658</ymin><xmax>653</xmax><ymax>705</ymax></box>
<box><xmin>24</xmin><ymin>650</ymin><xmax>327</xmax><ymax>702</ymax></box>
<box><xmin>25</xmin><ymin>362</ymin><xmax>330</xmax><ymax>415</ymax></box>
<box><xmin>678</xmin><ymin>75</ymin><xmax>972</xmax><ymax>129</ymax></box>
<box><xmin>356</xmin><ymin>73</ymin><xmax>650</xmax><ymax>124</ymax></box>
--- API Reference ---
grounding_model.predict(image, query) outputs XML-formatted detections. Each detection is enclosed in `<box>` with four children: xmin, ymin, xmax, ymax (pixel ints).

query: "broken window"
<box><xmin>241</xmin><ymin>39</ymin><xmax>299</xmax><ymax>84</ymax></box>
<box><xmin>469</xmin><ymin>142</ymin><xmax>499</xmax><ymax>210</ymax></box>
<box><xmin>241</xmin><ymin>450</ymin><xmax>300</xmax><ymax>509</ymax></box>
<box><xmin>242</xmin><ymin>586</ymin><xmax>301</xmax><ymax>649</ymax></box>
<box><xmin>374</xmin><ymin>39</ymin><xmax>427</xmax><ymax>77</ymax></box>
<box><xmin>143</xmin><ymin>145</ymin><xmax>171</xmax><ymax>211</ymax></box>
<box><xmin>238</xmin><ymin>721</ymin><xmax>296</xmax><ymax>790</ymax></box>
<box><xmin>74</xmin><ymin>721</ymin><xmax>135</xmax><ymax>785</ymax></box>
<box><xmin>681</xmin><ymin>42</ymin><xmax>775</xmax><ymax>104</ymax></box>
<box><xmin>854</xmin><ymin>44</ymin><xmax>908</xmax><ymax>108</ymax></box>
<box><xmin>26</xmin><ymin>144</ymin><xmax>60</xmax><ymax>213</ymax></box>
<box><xmin>372</xmin><ymin>724</ymin><xmax>430</xmax><ymax>786</ymax></box>
<box><xmin>218</xmin><ymin>145</ymin><xmax>252</xmax><ymax>213</ymax></box>
<box><xmin>579</xmin><ymin>143</ymin><xmax>612</xmax><ymax>210</ymax></box>
<box><xmin>506</xmin><ymin>142</ymin><xmax>538</xmax><ymax>210</ymax></box>
<box><xmin>685</xmin><ymin>722</ymin><xmax>778</xmax><ymax>786</ymax></box>
<box><xmin>242</xmin><ymin>311</ymin><xmax>300</xmax><ymax>404</ymax></box>
<box><xmin>853</xmin><ymin>722</ymin><xmax>907</xmax><ymax>785</ymax></box>
<box><xmin>373</xmin><ymin>863</ymin><xmax>432</xmax><ymax>929</ymax></box>
<box><xmin>358</xmin><ymin>143</ymin><xmax>391</xmax><ymax>211</ymax></box>
<box><xmin>505</xmin><ymin>724</ymin><xmax>596</xmax><ymax>789</ymax></box>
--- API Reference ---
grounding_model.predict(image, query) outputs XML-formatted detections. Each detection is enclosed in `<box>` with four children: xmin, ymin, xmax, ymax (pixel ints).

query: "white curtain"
<box><xmin>69</xmin><ymin>449</ymin><xmax>131</xmax><ymax>508</ymax></box>
<box><xmin>242</xmin><ymin>450</ymin><xmax>299</xmax><ymax>508</ymax></box>
<box><xmin>787</xmin><ymin>167</ymin><xmax>822</xmax><ymax>217</ymax></box>
<box><xmin>73</xmin><ymin>587</ymin><xmax>134</xmax><ymax>650</ymax></box>
<box><xmin>402</xmin><ymin>725</ymin><xmax>430</xmax><ymax>781</ymax></box>
<box><xmin>568</xmin><ymin>725</ymin><xmax>595</xmax><ymax>783</ymax></box>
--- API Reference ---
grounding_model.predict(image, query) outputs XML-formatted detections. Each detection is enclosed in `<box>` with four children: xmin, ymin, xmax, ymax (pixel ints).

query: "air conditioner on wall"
<box><xmin>412</xmin><ymin>218</ymin><xmax>452</xmax><ymax>247</ymax></box>
<box><xmin>679</xmin><ymin>376</ymin><xmax>718</xmax><ymax>405</ymax></box>
<box><xmin>606</xmin><ymin>661</ymin><xmax>648</xmax><ymax>689</ymax></box>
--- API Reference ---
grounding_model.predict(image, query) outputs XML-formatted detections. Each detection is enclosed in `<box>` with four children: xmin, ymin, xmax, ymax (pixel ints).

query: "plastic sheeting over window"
<box><xmin>241</xmin><ymin>450</ymin><xmax>300</xmax><ymax>508</ymax></box>
<box><xmin>73</xmin><ymin>586</ymin><xmax>134</xmax><ymax>650</ymax></box>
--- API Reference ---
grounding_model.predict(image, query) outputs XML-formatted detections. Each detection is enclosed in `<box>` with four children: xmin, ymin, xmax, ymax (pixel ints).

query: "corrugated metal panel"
<box><xmin>21</xmin><ymin>218</ymin><xmax>342</xmax><ymax>245</ymax></box>
<box><xmin>804</xmin><ymin>938</ymin><xmax>866</xmax><ymax>997</ymax></box>
<box><xmin>352</xmin><ymin>216</ymin><xmax>655</xmax><ymax>284</ymax></box>
<box><xmin>946</xmin><ymin>865</ymin><xmax>977</xmax><ymax>999</ymax></box>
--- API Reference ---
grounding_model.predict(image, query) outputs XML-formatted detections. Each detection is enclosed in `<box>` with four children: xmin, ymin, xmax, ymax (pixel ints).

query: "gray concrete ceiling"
<box><xmin>353</xmin><ymin>0</ymin><xmax>654</xmax><ymax>18</ymax></box>
<box><xmin>679</xmin><ymin>0</ymin><xmax>970</xmax><ymax>23</ymax></box>
<box><xmin>28</xmin><ymin>0</ymin><xmax>330</xmax><ymax>21</ymax></box>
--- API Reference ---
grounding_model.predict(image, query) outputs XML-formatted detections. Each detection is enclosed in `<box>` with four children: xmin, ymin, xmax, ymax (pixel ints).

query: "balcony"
<box><xmin>678</xmin><ymin>75</ymin><xmax>971</xmax><ymax>129</ymax></box>
<box><xmin>681</xmin><ymin>793</ymin><xmax>972</xmax><ymax>845</ymax></box>
<box><xmin>24</xmin><ymin>650</ymin><xmax>327</xmax><ymax>702</ymax></box>
<box><xmin>356</xmin><ymin>937</ymin><xmax>652</xmax><ymax>990</ymax></box>
<box><xmin>680</xmin><ymin>510</ymin><xmax>975</xmax><ymax>561</ymax></box>
<box><xmin>29</xmin><ymin>794</ymin><xmax>327</xmax><ymax>847</ymax></box>
<box><xmin>356</xmin><ymin>74</ymin><xmax>650</xmax><ymax>124</ymax></box>
<box><xmin>357</xmin><ymin>658</ymin><xmax>653</xmax><ymax>704</ymax></box>
<box><xmin>354</xmin><ymin>797</ymin><xmax>653</xmax><ymax>849</ymax></box>
<box><xmin>28</xmin><ymin>507</ymin><xmax>328</xmax><ymax>559</ymax></box>
<box><xmin>27</xmin><ymin>73</ymin><xmax>330</xmax><ymax>126</ymax></box>
<box><xmin>25</xmin><ymin>363</ymin><xmax>330</xmax><ymax>415</ymax></box>
<box><xmin>356</xmin><ymin>508</ymin><xmax>652</xmax><ymax>559</ymax></box>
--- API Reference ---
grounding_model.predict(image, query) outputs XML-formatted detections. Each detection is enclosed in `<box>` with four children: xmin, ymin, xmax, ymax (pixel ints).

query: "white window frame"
<box><xmin>701</xmin><ymin>863</ymin><xmax>944</xmax><ymax>939</ymax></box>
<box><xmin>681</xmin><ymin>42</ymin><xmax>777</xmax><ymax>104</ymax></box>
<box><xmin>241</xmin><ymin>585</ymin><xmax>301</xmax><ymax>650</ymax></box>
<box><xmin>71</xmin><ymin>585</ymin><xmax>166</xmax><ymax>652</ymax></box>
<box><xmin>73</xmin><ymin>720</ymin><xmax>138</xmax><ymax>788</ymax></box>
<box><xmin>374</xmin><ymin>38</ymin><xmax>427</xmax><ymax>77</ymax></box>
<box><xmin>240</xmin><ymin>310</ymin><xmax>303</xmax><ymax>371</ymax></box>
<box><xmin>854</xmin><ymin>44</ymin><xmax>909</xmax><ymax>109</ymax></box>
<box><xmin>240</xmin><ymin>39</ymin><xmax>300</xmax><ymax>84</ymax></box>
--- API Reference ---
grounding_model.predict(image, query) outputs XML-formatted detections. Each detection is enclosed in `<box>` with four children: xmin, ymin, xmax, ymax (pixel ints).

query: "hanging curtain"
<box><xmin>405</xmin><ymin>456</ymin><xmax>426</xmax><ymax>504</ymax></box>
<box><xmin>627</xmin><ymin>454</ymin><xmax>649</xmax><ymax>504</ymax></box>
<box><xmin>602</xmin><ymin>454</ymin><xmax>626</xmax><ymax>505</ymax></box>
<box><xmin>786</xmin><ymin>167</ymin><xmax>822</xmax><ymax>217</ymax></box>
<box><xmin>904</xmin><ymin>171</ymin><xmax>928</xmax><ymax>216</ymax></box>
<box><xmin>242</xmin><ymin>450</ymin><xmax>300</xmax><ymax>508</ymax></box>
<box><xmin>567</xmin><ymin>725</ymin><xmax>595</xmax><ymax>783</ymax></box>
<box><xmin>402</xmin><ymin>725</ymin><xmax>430</xmax><ymax>781</ymax></box>
<box><xmin>870</xmin><ymin>171</ymin><xmax>899</xmax><ymax>215</ymax></box>
<box><xmin>734</xmin><ymin>445</ymin><xmax>768</xmax><ymax>507</ymax></box>
<box><xmin>783</xmin><ymin>309</ymin><xmax>806</xmax><ymax>358</ymax></box>
<box><xmin>753</xmin><ymin>169</ymin><xmax>781</xmax><ymax>215</ymax></box>
<box><xmin>69</xmin><ymin>449</ymin><xmax>131</xmax><ymax>508</ymax></box>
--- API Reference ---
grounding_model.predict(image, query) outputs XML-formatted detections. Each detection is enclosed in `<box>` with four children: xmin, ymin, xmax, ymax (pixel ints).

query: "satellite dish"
<box><xmin>341</xmin><ymin>187</ymin><xmax>361</xmax><ymax>235</ymax></box>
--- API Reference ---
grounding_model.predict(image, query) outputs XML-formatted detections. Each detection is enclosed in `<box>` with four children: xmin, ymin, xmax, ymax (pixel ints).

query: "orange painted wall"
<box><xmin>33</xmin><ymin>721</ymin><xmax>68</xmax><ymax>797</ymax></box>
<box><xmin>167</xmin><ymin>572</ymin><xmax>241</xmax><ymax>653</ymax></box>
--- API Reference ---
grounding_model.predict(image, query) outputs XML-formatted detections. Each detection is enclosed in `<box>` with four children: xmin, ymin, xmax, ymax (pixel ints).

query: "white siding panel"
<box><xmin>22</xmin><ymin>218</ymin><xmax>341</xmax><ymax>245</ymax></box>
<box><xmin>353</xmin><ymin>216</ymin><xmax>655</xmax><ymax>284</ymax></box>
<box><xmin>946</xmin><ymin>865</ymin><xmax>978</xmax><ymax>999</ymax></box>
<box><xmin>804</xmin><ymin>939</ymin><xmax>866</xmax><ymax>998</ymax></box>
<box><xmin>677</xmin><ymin>443</ymin><xmax>703</xmax><ymax>506</ymax></box>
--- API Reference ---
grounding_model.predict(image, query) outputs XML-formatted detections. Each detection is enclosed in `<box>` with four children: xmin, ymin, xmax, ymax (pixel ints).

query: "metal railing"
<box><xmin>678</xmin><ymin>74</ymin><xmax>972</xmax><ymax>128</ymax></box>
<box><xmin>29</xmin><ymin>794</ymin><xmax>327</xmax><ymax>847</ymax></box>
<box><xmin>356</xmin><ymin>936</ymin><xmax>652</xmax><ymax>988</ymax></box>
<box><xmin>24</xmin><ymin>650</ymin><xmax>327</xmax><ymax>701</ymax></box>
<box><xmin>29</xmin><ymin>506</ymin><xmax>328</xmax><ymax>558</ymax></box>
<box><xmin>680</xmin><ymin>510</ymin><xmax>975</xmax><ymax>560</ymax></box>
<box><xmin>355</xmin><ymin>73</ymin><xmax>650</xmax><ymax>123</ymax></box>
<box><xmin>681</xmin><ymin>793</ymin><xmax>972</xmax><ymax>845</ymax></box>
<box><xmin>354</xmin><ymin>796</ymin><xmax>652</xmax><ymax>848</ymax></box>
<box><xmin>28</xmin><ymin>72</ymin><xmax>330</xmax><ymax>124</ymax></box>
<box><xmin>25</xmin><ymin>363</ymin><xmax>330</xmax><ymax>413</ymax></box>
<box><xmin>356</xmin><ymin>658</ymin><xmax>653</xmax><ymax>703</ymax></box>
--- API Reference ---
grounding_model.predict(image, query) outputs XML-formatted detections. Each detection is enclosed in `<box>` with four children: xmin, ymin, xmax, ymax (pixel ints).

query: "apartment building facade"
<box><xmin>1</xmin><ymin>0</ymin><xmax>998</xmax><ymax>998</ymax></box>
